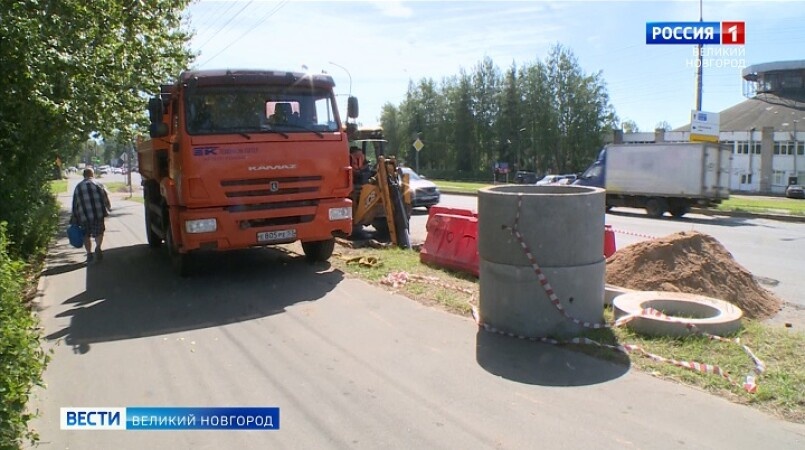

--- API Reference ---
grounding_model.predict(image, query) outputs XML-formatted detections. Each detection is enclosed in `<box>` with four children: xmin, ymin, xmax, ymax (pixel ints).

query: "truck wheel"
<box><xmin>144</xmin><ymin>204</ymin><xmax>163</xmax><ymax>248</ymax></box>
<box><xmin>670</xmin><ymin>205</ymin><xmax>690</xmax><ymax>218</ymax></box>
<box><xmin>165</xmin><ymin>215</ymin><xmax>191</xmax><ymax>277</ymax></box>
<box><xmin>302</xmin><ymin>238</ymin><xmax>335</xmax><ymax>262</ymax></box>
<box><xmin>645</xmin><ymin>198</ymin><xmax>667</xmax><ymax>218</ymax></box>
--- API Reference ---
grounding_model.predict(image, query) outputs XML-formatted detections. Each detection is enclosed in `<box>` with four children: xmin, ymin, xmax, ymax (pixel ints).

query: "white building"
<box><xmin>613</xmin><ymin>60</ymin><xmax>805</xmax><ymax>195</ymax></box>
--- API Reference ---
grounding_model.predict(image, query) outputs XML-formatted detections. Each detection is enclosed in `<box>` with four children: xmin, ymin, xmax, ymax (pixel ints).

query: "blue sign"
<box><xmin>61</xmin><ymin>407</ymin><xmax>280</xmax><ymax>431</ymax></box>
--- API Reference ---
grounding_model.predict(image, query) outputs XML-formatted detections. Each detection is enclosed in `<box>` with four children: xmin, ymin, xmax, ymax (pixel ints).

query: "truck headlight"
<box><xmin>185</xmin><ymin>218</ymin><xmax>217</xmax><ymax>233</ymax></box>
<box><xmin>329</xmin><ymin>207</ymin><xmax>352</xmax><ymax>221</ymax></box>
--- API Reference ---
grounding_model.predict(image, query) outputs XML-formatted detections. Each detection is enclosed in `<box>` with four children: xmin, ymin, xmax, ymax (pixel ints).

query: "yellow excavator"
<box><xmin>349</xmin><ymin>127</ymin><xmax>412</xmax><ymax>248</ymax></box>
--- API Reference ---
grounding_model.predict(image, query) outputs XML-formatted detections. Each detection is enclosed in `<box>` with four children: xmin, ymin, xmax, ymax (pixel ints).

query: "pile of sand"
<box><xmin>606</xmin><ymin>231</ymin><xmax>782</xmax><ymax>320</ymax></box>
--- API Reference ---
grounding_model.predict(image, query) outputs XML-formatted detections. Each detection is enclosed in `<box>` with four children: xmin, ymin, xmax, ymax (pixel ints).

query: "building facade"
<box><xmin>613</xmin><ymin>60</ymin><xmax>805</xmax><ymax>195</ymax></box>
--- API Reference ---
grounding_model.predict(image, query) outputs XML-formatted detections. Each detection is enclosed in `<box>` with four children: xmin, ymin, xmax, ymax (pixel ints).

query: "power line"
<box><xmin>197</xmin><ymin>1</ymin><xmax>242</xmax><ymax>33</ymax></box>
<box><xmin>201</xmin><ymin>0</ymin><xmax>290</xmax><ymax>68</ymax></box>
<box><xmin>195</xmin><ymin>0</ymin><xmax>256</xmax><ymax>51</ymax></box>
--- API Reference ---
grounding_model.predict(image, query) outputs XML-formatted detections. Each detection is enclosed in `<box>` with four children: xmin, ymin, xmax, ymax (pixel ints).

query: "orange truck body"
<box><xmin>137</xmin><ymin>69</ymin><xmax>353</xmax><ymax>262</ymax></box>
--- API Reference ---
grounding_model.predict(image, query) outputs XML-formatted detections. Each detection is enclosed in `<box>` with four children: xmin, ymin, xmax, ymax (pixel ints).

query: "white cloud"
<box><xmin>372</xmin><ymin>1</ymin><xmax>413</xmax><ymax>18</ymax></box>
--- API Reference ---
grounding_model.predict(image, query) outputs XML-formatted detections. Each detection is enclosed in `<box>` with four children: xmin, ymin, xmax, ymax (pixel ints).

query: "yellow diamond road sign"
<box><xmin>413</xmin><ymin>138</ymin><xmax>424</xmax><ymax>152</ymax></box>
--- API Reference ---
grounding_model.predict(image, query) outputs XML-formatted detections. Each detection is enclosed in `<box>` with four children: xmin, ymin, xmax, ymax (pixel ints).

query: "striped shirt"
<box><xmin>72</xmin><ymin>178</ymin><xmax>110</xmax><ymax>224</ymax></box>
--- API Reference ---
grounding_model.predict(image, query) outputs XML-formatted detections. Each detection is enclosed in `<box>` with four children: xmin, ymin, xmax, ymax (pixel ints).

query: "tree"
<box><xmin>0</xmin><ymin>0</ymin><xmax>194</xmax><ymax>256</ymax></box>
<box><xmin>655</xmin><ymin>120</ymin><xmax>673</xmax><ymax>131</ymax></box>
<box><xmin>622</xmin><ymin>120</ymin><xmax>640</xmax><ymax>133</ymax></box>
<box><xmin>383</xmin><ymin>44</ymin><xmax>616</xmax><ymax>179</ymax></box>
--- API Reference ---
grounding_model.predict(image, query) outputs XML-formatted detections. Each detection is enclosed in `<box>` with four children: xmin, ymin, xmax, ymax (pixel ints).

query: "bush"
<box><xmin>0</xmin><ymin>223</ymin><xmax>50</xmax><ymax>449</ymax></box>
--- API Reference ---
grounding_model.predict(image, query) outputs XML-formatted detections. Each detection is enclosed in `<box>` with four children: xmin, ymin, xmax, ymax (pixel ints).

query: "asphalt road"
<box><xmin>420</xmin><ymin>194</ymin><xmax>805</xmax><ymax>309</ymax></box>
<box><xmin>27</xmin><ymin>183</ymin><xmax>805</xmax><ymax>449</ymax></box>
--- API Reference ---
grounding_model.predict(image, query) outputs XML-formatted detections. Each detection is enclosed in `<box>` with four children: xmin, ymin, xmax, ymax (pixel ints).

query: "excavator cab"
<box><xmin>348</xmin><ymin>127</ymin><xmax>411</xmax><ymax>248</ymax></box>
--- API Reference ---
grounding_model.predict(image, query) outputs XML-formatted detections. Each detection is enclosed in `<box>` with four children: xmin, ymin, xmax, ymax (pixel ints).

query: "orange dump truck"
<box><xmin>137</xmin><ymin>69</ymin><xmax>357</xmax><ymax>275</ymax></box>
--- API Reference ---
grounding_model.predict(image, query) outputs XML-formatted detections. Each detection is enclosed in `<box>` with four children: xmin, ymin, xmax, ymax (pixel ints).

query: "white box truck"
<box><xmin>574</xmin><ymin>142</ymin><xmax>731</xmax><ymax>218</ymax></box>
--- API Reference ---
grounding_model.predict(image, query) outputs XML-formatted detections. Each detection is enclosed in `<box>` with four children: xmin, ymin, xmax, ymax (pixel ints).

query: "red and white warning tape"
<box><xmin>506</xmin><ymin>194</ymin><xmax>764</xmax><ymax>392</ymax></box>
<box><xmin>381</xmin><ymin>271</ymin><xmax>475</xmax><ymax>294</ymax></box>
<box><xmin>470</xmin><ymin>305</ymin><xmax>741</xmax><ymax>388</ymax></box>
<box><xmin>608</xmin><ymin>227</ymin><xmax>659</xmax><ymax>240</ymax></box>
<box><xmin>380</xmin><ymin>194</ymin><xmax>766</xmax><ymax>392</ymax></box>
<box><xmin>383</xmin><ymin>266</ymin><xmax>764</xmax><ymax>393</ymax></box>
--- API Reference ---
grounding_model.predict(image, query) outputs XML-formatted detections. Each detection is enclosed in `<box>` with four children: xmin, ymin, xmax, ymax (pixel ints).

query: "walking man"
<box><xmin>71</xmin><ymin>168</ymin><xmax>111</xmax><ymax>263</ymax></box>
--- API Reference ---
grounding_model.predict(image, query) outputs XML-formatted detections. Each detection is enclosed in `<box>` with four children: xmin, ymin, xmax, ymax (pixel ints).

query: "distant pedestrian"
<box><xmin>71</xmin><ymin>168</ymin><xmax>111</xmax><ymax>263</ymax></box>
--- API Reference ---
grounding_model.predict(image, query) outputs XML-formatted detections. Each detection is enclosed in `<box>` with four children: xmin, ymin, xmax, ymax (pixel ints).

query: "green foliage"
<box><xmin>0</xmin><ymin>223</ymin><xmax>50</xmax><ymax>449</ymax></box>
<box><xmin>0</xmin><ymin>0</ymin><xmax>194</xmax><ymax>257</ymax></box>
<box><xmin>0</xmin><ymin>2</ymin><xmax>193</xmax><ymax>445</ymax></box>
<box><xmin>382</xmin><ymin>44</ymin><xmax>617</xmax><ymax>175</ymax></box>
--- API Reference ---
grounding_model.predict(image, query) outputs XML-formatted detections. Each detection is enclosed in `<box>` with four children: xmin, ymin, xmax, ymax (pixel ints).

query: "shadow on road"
<box><xmin>46</xmin><ymin>245</ymin><xmax>343</xmax><ymax>353</ymax></box>
<box><xmin>475</xmin><ymin>330</ymin><xmax>630</xmax><ymax>387</ymax></box>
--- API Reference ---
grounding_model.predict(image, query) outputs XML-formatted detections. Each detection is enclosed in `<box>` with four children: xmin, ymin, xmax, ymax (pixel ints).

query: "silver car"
<box><xmin>401</xmin><ymin>167</ymin><xmax>441</xmax><ymax>208</ymax></box>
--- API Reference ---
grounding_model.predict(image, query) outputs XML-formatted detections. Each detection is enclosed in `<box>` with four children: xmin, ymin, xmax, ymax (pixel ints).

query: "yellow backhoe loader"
<box><xmin>349</xmin><ymin>127</ymin><xmax>412</xmax><ymax>248</ymax></box>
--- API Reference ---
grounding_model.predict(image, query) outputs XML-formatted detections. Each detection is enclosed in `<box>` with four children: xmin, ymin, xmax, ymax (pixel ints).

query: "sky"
<box><xmin>183</xmin><ymin>0</ymin><xmax>805</xmax><ymax>132</ymax></box>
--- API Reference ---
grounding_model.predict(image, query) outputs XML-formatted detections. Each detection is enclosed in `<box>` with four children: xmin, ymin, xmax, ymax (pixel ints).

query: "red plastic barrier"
<box><xmin>420</xmin><ymin>211</ymin><xmax>480</xmax><ymax>277</ymax></box>
<box><xmin>427</xmin><ymin>206</ymin><xmax>477</xmax><ymax>221</ymax></box>
<box><xmin>604</xmin><ymin>225</ymin><xmax>617</xmax><ymax>258</ymax></box>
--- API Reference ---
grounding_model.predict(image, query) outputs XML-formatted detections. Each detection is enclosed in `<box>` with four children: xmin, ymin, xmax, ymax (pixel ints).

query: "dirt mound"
<box><xmin>606</xmin><ymin>231</ymin><xmax>782</xmax><ymax>320</ymax></box>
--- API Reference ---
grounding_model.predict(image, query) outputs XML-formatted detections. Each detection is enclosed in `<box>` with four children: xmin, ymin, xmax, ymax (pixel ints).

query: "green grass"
<box><xmin>432</xmin><ymin>179</ymin><xmax>805</xmax><ymax>216</ymax></box>
<box><xmin>330</xmin><ymin>245</ymin><xmax>476</xmax><ymax>315</ymax></box>
<box><xmin>48</xmin><ymin>179</ymin><xmax>67</xmax><ymax>194</ymax></box>
<box><xmin>331</xmin><ymin>243</ymin><xmax>805</xmax><ymax>423</ymax></box>
<box><xmin>102</xmin><ymin>181</ymin><xmax>132</xmax><ymax>193</ymax></box>
<box><xmin>432</xmin><ymin>180</ymin><xmax>493</xmax><ymax>194</ymax></box>
<box><xmin>718</xmin><ymin>197</ymin><xmax>805</xmax><ymax>216</ymax></box>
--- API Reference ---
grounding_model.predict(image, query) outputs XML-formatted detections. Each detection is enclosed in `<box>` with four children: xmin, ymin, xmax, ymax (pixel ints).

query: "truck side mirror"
<box><xmin>147</xmin><ymin>97</ymin><xmax>168</xmax><ymax>138</ymax></box>
<box><xmin>148</xmin><ymin>97</ymin><xmax>164</xmax><ymax>123</ymax></box>
<box><xmin>149</xmin><ymin>123</ymin><xmax>168</xmax><ymax>138</ymax></box>
<box><xmin>347</xmin><ymin>96</ymin><xmax>359</xmax><ymax>119</ymax></box>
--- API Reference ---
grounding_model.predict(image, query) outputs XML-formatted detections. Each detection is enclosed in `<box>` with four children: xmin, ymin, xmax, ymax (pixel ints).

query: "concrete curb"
<box><xmin>438</xmin><ymin>188</ymin><xmax>805</xmax><ymax>223</ymax></box>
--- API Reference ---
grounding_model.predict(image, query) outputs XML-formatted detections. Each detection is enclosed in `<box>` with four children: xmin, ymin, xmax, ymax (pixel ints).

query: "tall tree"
<box><xmin>622</xmin><ymin>120</ymin><xmax>640</xmax><ymax>133</ymax></box>
<box><xmin>0</xmin><ymin>0</ymin><xmax>194</xmax><ymax>255</ymax></box>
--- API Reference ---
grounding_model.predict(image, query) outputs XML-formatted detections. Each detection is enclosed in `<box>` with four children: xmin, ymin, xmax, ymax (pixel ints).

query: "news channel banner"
<box><xmin>61</xmin><ymin>407</ymin><xmax>279</xmax><ymax>431</ymax></box>
<box><xmin>646</xmin><ymin>21</ymin><xmax>745</xmax><ymax>45</ymax></box>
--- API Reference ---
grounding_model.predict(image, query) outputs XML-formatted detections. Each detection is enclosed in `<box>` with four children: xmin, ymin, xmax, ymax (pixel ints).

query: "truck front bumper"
<box><xmin>175</xmin><ymin>198</ymin><xmax>352</xmax><ymax>253</ymax></box>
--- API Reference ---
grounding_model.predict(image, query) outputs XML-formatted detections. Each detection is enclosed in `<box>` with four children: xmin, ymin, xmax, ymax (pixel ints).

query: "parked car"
<box><xmin>785</xmin><ymin>184</ymin><xmax>805</xmax><ymax>199</ymax></box>
<box><xmin>514</xmin><ymin>171</ymin><xmax>538</xmax><ymax>184</ymax></box>
<box><xmin>401</xmin><ymin>167</ymin><xmax>441</xmax><ymax>208</ymax></box>
<box><xmin>536</xmin><ymin>174</ymin><xmax>577</xmax><ymax>185</ymax></box>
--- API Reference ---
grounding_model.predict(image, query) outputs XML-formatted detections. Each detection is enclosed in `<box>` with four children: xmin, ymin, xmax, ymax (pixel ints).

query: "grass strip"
<box><xmin>330</xmin><ymin>243</ymin><xmax>805</xmax><ymax>423</ymax></box>
<box><xmin>48</xmin><ymin>179</ymin><xmax>67</xmax><ymax>194</ymax></box>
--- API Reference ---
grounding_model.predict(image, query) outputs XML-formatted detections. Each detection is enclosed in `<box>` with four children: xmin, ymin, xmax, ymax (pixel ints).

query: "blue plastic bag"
<box><xmin>67</xmin><ymin>224</ymin><xmax>85</xmax><ymax>248</ymax></box>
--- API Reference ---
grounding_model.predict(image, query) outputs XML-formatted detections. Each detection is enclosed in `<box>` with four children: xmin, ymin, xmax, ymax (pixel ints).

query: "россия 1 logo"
<box><xmin>646</xmin><ymin>22</ymin><xmax>745</xmax><ymax>45</ymax></box>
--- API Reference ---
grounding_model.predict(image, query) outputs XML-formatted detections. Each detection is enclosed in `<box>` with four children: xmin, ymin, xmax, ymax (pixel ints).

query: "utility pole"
<box><xmin>794</xmin><ymin>119</ymin><xmax>799</xmax><ymax>183</ymax></box>
<box><xmin>695</xmin><ymin>0</ymin><xmax>704</xmax><ymax>111</ymax></box>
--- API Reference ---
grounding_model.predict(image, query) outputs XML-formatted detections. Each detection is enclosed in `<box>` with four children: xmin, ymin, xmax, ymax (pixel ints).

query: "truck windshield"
<box><xmin>185</xmin><ymin>85</ymin><xmax>339</xmax><ymax>135</ymax></box>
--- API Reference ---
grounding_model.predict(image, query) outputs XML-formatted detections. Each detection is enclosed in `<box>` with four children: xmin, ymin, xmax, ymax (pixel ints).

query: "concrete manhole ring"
<box><xmin>613</xmin><ymin>291</ymin><xmax>743</xmax><ymax>337</ymax></box>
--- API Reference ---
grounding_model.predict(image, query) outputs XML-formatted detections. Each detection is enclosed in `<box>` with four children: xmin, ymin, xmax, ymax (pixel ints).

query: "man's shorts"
<box><xmin>80</xmin><ymin>220</ymin><xmax>105</xmax><ymax>238</ymax></box>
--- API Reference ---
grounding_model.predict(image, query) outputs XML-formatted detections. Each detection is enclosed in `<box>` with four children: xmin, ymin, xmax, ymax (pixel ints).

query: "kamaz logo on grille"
<box><xmin>248</xmin><ymin>164</ymin><xmax>297</xmax><ymax>171</ymax></box>
<box><xmin>193</xmin><ymin>147</ymin><xmax>218</xmax><ymax>156</ymax></box>
<box><xmin>269</xmin><ymin>181</ymin><xmax>280</xmax><ymax>192</ymax></box>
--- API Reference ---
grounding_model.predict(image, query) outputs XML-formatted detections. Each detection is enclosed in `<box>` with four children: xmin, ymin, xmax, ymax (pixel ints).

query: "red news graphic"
<box><xmin>721</xmin><ymin>21</ymin><xmax>745</xmax><ymax>45</ymax></box>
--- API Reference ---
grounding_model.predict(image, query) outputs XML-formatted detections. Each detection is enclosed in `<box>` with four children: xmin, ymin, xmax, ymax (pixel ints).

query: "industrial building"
<box><xmin>612</xmin><ymin>60</ymin><xmax>805</xmax><ymax>195</ymax></box>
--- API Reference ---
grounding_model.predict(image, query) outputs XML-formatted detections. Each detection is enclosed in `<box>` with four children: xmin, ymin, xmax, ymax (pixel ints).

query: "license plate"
<box><xmin>257</xmin><ymin>229</ymin><xmax>297</xmax><ymax>243</ymax></box>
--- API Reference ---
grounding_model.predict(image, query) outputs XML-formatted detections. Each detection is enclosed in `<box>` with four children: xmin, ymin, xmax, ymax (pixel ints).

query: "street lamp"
<box><xmin>518</xmin><ymin>127</ymin><xmax>527</xmax><ymax>169</ymax></box>
<box><xmin>328</xmin><ymin>61</ymin><xmax>352</xmax><ymax>96</ymax></box>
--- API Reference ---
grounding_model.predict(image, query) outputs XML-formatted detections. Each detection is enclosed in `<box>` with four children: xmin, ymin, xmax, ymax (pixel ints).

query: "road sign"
<box><xmin>413</xmin><ymin>138</ymin><xmax>424</xmax><ymax>152</ymax></box>
<box><xmin>690</xmin><ymin>110</ymin><xmax>720</xmax><ymax>143</ymax></box>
